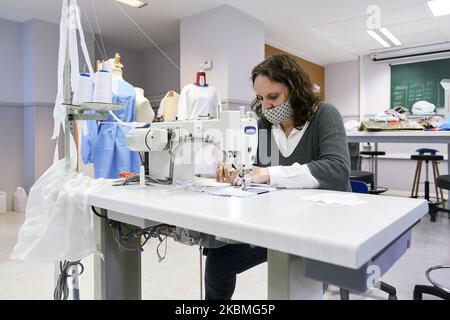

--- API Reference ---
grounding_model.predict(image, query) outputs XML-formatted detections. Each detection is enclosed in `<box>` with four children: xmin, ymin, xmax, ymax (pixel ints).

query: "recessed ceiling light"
<box><xmin>116</xmin><ymin>0</ymin><xmax>148</xmax><ymax>8</ymax></box>
<box><xmin>379</xmin><ymin>27</ymin><xmax>402</xmax><ymax>46</ymax></box>
<box><xmin>366</xmin><ymin>30</ymin><xmax>391</xmax><ymax>48</ymax></box>
<box><xmin>427</xmin><ymin>0</ymin><xmax>450</xmax><ymax>17</ymax></box>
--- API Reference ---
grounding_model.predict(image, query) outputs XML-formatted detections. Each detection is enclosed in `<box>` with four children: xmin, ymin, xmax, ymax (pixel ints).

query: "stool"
<box><xmin>410</xmin><ymin>148</ymin><xmax>444</xmax><ymax>204</ymax></box>
<box><xmin>428</xmin><ymin>175</ymin><xmax>450</xmax><ymax>222</ymax></box>
<box><xmin>413</xmin><ymin>265</ymin><xmax>450</xmax><ymax>300</ymax></box>
<box><xmin>360</xmin><ymin>149</ymin><xmax>388</xmax><ymax>194</ymax></box>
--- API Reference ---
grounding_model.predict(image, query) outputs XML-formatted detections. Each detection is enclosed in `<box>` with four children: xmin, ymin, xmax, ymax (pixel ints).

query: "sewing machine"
<box><xmin>124</xmin><ymin>110</ymin><xmax>258</xmax><ymax>248</ymax></box>
<box><xmin>126</xmin><ymin>110</ymin><xmax>258</xmax><ymax>188</ymax></box>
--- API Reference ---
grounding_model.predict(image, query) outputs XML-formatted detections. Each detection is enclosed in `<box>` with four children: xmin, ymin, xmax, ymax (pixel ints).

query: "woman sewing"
<box><xmin>206</xmin><ymin>54</ymin><xmax>351</xmax><ymax>300</ymax></box>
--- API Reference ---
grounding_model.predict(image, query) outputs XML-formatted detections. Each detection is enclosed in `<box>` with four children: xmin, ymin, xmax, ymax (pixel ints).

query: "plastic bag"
<box><xmin>10</xmin><ymin>159</ymin><xmax>107</xmax><ymax>262</ymax></box>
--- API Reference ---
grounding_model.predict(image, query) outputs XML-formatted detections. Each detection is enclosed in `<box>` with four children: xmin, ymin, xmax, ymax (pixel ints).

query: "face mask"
<box><xmin>262</xmin><ymin>100</ymin><xmax>293</xmax><ymax>124</ymax></box>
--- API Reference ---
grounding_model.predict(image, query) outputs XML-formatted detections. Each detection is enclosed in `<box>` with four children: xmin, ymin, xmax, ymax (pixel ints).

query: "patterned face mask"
<box><xmin>262</xmin><ymin>100</ymin><xmax>293</xmax><ymax>124</ymax></box>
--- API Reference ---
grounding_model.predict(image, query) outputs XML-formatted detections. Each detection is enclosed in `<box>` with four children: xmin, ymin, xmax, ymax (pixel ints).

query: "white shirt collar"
<box><xmin>271</xmin><ymin>122</ymin><xmax>310</xmax><ymax>157</ymax></box>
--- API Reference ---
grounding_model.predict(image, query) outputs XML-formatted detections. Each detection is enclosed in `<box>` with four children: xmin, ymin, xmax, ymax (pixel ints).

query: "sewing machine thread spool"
<box><xmin>72</xmin><ymin>73</ymin><xmax>93</xmax><ymax>105</ymax></box>
<box><xmin>93</xmin><ymin>70</ymin><xmax>112</xmax><ymax>103</ymax></box>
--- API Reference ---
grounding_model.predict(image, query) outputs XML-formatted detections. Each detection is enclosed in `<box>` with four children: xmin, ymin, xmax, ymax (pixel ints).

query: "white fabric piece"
<box><xmin>412</xmin><ymin>100</ymin><xmax>436</xmax><ymax>115</ymax></box>
<box><xmin>344</xmin><ymin>120</ymin><xmax>360</xmax><ymax>132</ymax></box>
<box><xmin>72</xmin><ymin>1</ymin><xmax>94</xmax><ymax>75</ymax></box>
<box><xmin>267</xmin><ymin>123</ymin><xmax>320</xmax><ymax>189</ymax></box>
<box><xmin>52</xmin><ymin>0</ymin><xmax>94</xmax><ymax>164</ymax></box>
<box><xmin>299</xmin><ymin>193</ymin><xmax>368</xmax><ymax>206</ymax></box>
<box><xmin>108</xmin><ymin>110</ymin><xmax>146</xmax><ymax>128</ymax></box>
<box><xmin>68</xmin><ymin>2</ymin><xmax>79</xmax><ymax>95</ymax></box>
<box><xmin>177</xmin><ymin>84</ymin><xmax>220</xmax><ymax>120</ymax></box>
<box><xmin>52</xmin><ymin>0</ymin><xmax>68</xmax><ymax>141</ymax></box>
<box><xmin>10</xmin><ymin>159</ymin><xmax>109</xmax><ymax>262</ymax></box>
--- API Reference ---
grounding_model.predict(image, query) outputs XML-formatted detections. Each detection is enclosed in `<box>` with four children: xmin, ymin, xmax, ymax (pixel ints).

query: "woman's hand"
<box><xmin>216</xmin><ymin>163</ymin><xmax>239</xmax><ymax>184</ymax></box>
<box><xmin>216</xmin><ymin>164</ymin><xmax>270</xmax><ymax>185</ymax></box>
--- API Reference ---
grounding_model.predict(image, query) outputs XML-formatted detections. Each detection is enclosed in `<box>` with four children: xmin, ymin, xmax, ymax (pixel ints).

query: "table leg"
<box><xmin>374</xmin><ymin>143</ymin><xmax>378</xmax><ymax>189</ymax></box>
<box><xmin>94</xmin><ymin>209</ymin><xmax>141</xmax><ymax>300</ymax></box>
<box><xmin>447</xmin><ymin>143</ymin><xmax>450</xmax><ymax>204</ymax></box>
<box><xmin>267</xmin><ymin>250</ymin><xmax>323</xmax><ymax>300</ymax></box>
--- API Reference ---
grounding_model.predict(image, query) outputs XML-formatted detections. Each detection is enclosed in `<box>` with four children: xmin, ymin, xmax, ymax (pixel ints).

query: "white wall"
<box><xmin>0</xmin><ymin>19</ymin><xmax>22</xmax><ymax>103</ymax></box>
<box><xmin>180</xmin><ymin>7</ymin><xmax>231</xmax><ymax>99</ymax></box>
<box><xmin>324</xmin><ymin>60</ymin><xmax>359</xmax><ymax>118</ymax></box>
<box><xmin>325</xmin><ymin>55</ymin><xmax>448</xmax><ymax>194</ymax></box>
<box><xmin>99</xmin><ymin>43</ymin><xmax>143</xmax><ymax>89</ymax></box>
<box><xmin>0</xmin><ymin>106</ymin><xmax>24</xmax><ymax>211</ymax></box>
<box><xmin>141</xmin><ymin>42</ymin><xmax>180</xmax><ymax>98</ymax></box>
<box><xmin>225</xmin><ymin>8</ymin><xmax>265</xmax><ymax>103</ymax></box>
<box><xmin>180</xmin><ymin>5</ymin><xmax>265</xmax><ymax>110</ymax></box>
<box><xmin>0</xmin><ymin>18</ymin><xmax>24</xmax><ymax>210</ymax></box>
<box><xmin>362</xmin><ymin>55</ymin><xmax>391</xmax><ymax>117</ymax></box>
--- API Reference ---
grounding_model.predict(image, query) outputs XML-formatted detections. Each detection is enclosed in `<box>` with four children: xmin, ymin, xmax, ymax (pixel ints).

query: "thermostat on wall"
<box><xmin>203</xmin><ymin>60</ymin><xmax>212</xmax><ymax>70</ymax></box>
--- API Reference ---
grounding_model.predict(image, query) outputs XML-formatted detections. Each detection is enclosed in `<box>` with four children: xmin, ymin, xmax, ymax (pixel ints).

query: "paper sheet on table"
<box><xmin>299</xmin><ymin>193</ymin><xmax>368</xmax><ymax>206</ymax></box>
<box><xmin>205</xmin><ymin>185</ymin><xmax>276</xmax><ymax>198</ymax></box>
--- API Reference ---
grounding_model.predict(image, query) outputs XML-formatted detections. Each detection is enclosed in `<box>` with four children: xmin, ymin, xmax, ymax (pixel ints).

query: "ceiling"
<box><xmin>1</xmin><ymin>0</ymin><xmax>450</xmax><ymax>65</ymax></box>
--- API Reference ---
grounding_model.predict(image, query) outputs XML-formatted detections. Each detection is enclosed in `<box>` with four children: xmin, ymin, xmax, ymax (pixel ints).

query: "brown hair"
<box><xmin>251</xmin><ymin>54</ymin><xmax>321</xmax><ymax>129</ymax></box>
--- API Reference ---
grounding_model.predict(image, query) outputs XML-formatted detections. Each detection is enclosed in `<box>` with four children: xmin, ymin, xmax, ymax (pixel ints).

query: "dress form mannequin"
<box><xmin>84</xmin><ymin>52</ymin><xmax>141</xmax><ymax>178</ymax></box>
<box><xmin>158</xmin><ymin>89</ymin><xmax>179</xmax><ymax>121</ymax></box>
<box><xmin>111</xmin><ymin>53</ymin><xmax>124</xmax><ymax>80</ymax></box>
<box><xmin>135</xmin><ymin>87</ymin><xmax>155</xmax><ymax>123</ymax></box>
<box><xmin>102</xmin><ymin>53</ymin><xmax>124</xmax><ymax>80</ymax></box>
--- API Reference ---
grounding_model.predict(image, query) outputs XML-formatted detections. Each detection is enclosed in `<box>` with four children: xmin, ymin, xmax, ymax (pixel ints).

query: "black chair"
<box><xmin>413</xmin><ymin>265</ymin><xmax>450</xmax><ymax>300</ymax></box>
<box><xmin>428</xmin><ymin>175</ymin><xmax>450</xmax><ymax>222</ymax></box>
<box><xmin>360</xmin><ymin>145</ymin><xmax>388</xmax><ymax>195</ymax></box>
<box><xmin>413</xmin><ymin>175</ymin><xmax>450</xmax><ymax>300</ymax></box>
<box><xmin>410</xmin><ymin>148</ymin><xmax>444</xmax><ymax>222</ymax></box>
<box><xmin>349</xmin><ymin>143</ymin><xmax>375</xmax><ymax>189</ymax></box>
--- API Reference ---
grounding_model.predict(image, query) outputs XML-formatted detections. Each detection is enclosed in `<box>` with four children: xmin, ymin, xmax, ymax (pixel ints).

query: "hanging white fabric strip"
<box><xmin>52</xmin><ymin>0</ymin><xmax>68</xmax><ymax>141</ymax></box>
<box><xmin>108</xmin><ymin>110</ymin><xmax>147</xmax><ymax>128</ymax></box>
<box><xmin>73</xmin><ymin>0</ymin><xmax>94</xmax><ymax>75</ymax></box>
<box><xmin>52</xmin><ymin>0</ymin><xmax>95</xmax><ymax>163</ymax></box>
<box><xmin>68</xmin><ymin>1</ymin><xmax>80</xmax><ymax>96</ymax></box>
<box><xmin>72</xmin><ymin>0</ymin><xmax>94</xmax><ymax>139</ymax></box>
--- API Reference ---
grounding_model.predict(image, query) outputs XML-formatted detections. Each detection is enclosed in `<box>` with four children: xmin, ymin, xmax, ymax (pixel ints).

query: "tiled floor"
<box><xmin>1</xmin><ymin>197</ymin><xmax>449</xmax><ymax>300</ymax></box>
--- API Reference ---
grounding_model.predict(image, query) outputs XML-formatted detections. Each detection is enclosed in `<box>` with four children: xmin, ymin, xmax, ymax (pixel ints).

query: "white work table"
<box><xmin>347</xmin><ymin>130</ymin><xmax>450</xmax><ymax>195</ymax></box>
<box><xmin>88</xmin><ymin>184</ymin><xmax>427</xmax><ymax>300</ymax></box>
<box><xmin>347</xmin><ymin>130</ymin><xmax>450</xmax><ymax>143</ymax></box>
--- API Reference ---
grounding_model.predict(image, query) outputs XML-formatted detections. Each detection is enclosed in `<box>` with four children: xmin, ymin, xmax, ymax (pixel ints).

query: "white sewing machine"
<box><xmin>126</xmin><ymin>110</ymin><xmax>258</xmax><ymax>188</ymax></box>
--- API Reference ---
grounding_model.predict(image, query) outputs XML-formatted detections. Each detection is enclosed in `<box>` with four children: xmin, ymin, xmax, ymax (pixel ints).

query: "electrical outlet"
<box><xmin>203</xmin><ymin>60</ymin><xmax>212</xmax><ymax>70</ymax></box>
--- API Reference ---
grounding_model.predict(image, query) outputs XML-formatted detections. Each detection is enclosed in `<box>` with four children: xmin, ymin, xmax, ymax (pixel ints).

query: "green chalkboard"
<box><xmin>390</xmin><ymin>58</ymin><xmax>450</xmax><ymax>111</ymax></box>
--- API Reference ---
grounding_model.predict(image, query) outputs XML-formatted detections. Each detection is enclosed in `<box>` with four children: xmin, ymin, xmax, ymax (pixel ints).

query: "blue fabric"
<box><xmin>81</xmin><ymin>78</ymin><xmax>141</xmax><ymax>178</ymax></box>
<box><xmin>439</xmin><ymin>122</ymin><xmax>450</xmax><ymax>131</ymax></box>
<box><xmin>416</xmin><ymin>148</ymin><xmax>438</xmax><ymax>155</ymax></box>
<box><xmin>81</xmin><ymin>118</ymin><xmax>98</xmax><ymax>165</ymax></box>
